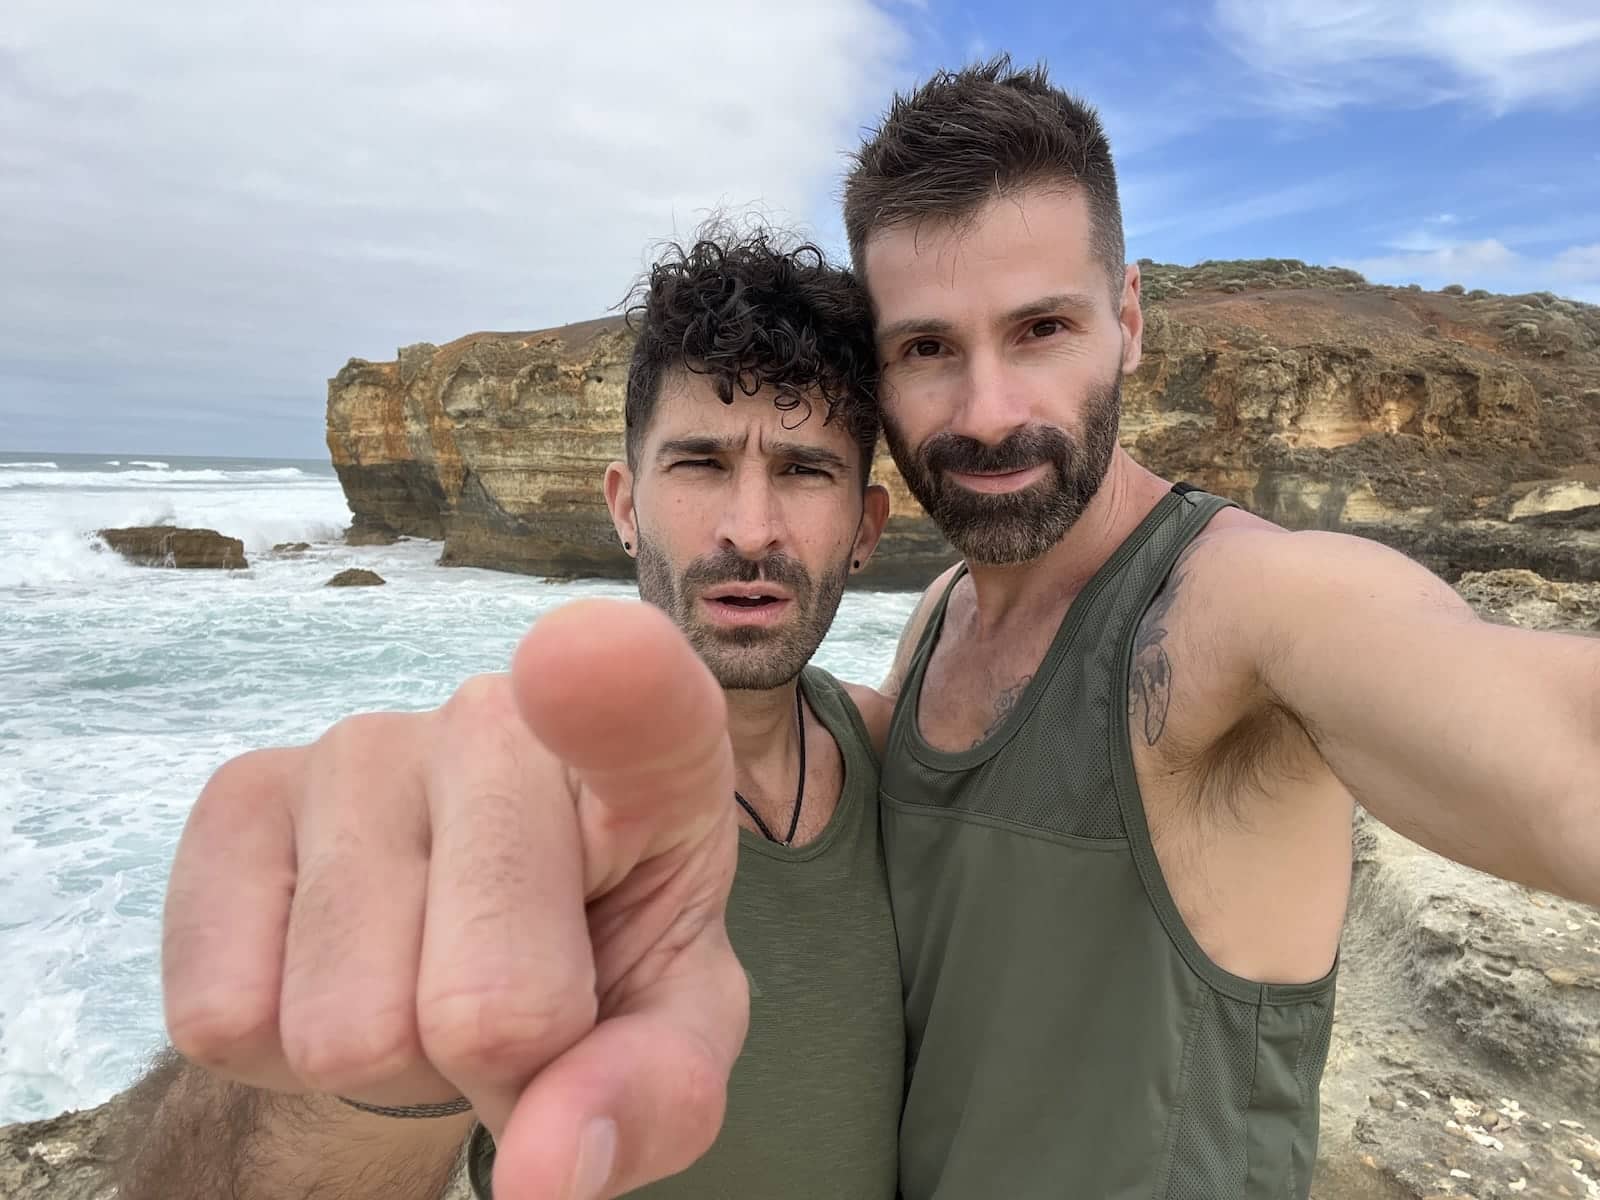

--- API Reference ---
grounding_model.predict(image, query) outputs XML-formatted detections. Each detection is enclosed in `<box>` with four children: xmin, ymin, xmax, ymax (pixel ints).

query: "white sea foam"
<box><xmin>0</xmin><ymin>450</ymin><xmax>918</xmax><ymax>1124</ymax></box>
<box><xmin>1</xmin><ymin>460</ymin><xmax>58</xmax><ymax>468</ymax></box>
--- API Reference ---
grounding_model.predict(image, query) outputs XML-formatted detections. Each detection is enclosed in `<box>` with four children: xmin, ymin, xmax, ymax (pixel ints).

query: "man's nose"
<box><xmin>949</xmin><ymin>348</ymin><xmax>1031</xmax><ymax>446</ymax></box>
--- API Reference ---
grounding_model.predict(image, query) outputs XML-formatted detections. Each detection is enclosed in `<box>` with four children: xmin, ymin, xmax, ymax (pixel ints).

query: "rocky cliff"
<box><xmin>327</xmin><ymin>261</ymin><xmax>1600</xmax><ymax>587</ymax></box>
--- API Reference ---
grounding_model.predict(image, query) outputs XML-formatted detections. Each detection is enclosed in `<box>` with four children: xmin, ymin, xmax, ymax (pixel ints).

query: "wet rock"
<box><xmin>97</xmin><ymin>526</ymin><xmax>248</xmax><ymax>570</ymax></box>
<box><xmin>326</xmin><ymin>568</ymin><xmax>385</xmax><ymax>587</ymax></box>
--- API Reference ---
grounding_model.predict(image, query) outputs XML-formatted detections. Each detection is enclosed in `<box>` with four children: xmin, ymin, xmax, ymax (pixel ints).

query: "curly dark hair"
<box><xmin>844</xmin><ymin>54</ymin><xmax>1125</xmax><ymax>297</ymax></box>
<box><xmin>623</xmin><ymin>227</ymin><xmax>879</xmax><ymax>485</ymax></box>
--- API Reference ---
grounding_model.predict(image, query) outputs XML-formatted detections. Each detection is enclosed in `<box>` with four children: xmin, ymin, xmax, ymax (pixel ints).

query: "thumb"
<box><xmin>490</xmin><ymin>928</ymin><xmax>749</xmax><ymax>1200</ymax></box>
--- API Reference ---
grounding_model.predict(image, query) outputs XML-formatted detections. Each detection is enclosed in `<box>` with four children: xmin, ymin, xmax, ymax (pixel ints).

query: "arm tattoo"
<box><xmin>1129</xmin><ymin>566</ymin><xmax>1186</xmax><ymax>747</ymax></box>
<box><xmin>972</xmin><ymin>674</ymin><xmax>1033</xmax><ymax>749</ymax></box>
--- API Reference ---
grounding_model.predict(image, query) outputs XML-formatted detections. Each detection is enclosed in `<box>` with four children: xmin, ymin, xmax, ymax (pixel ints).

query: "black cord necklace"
<box><xmin>734</xmin><ymin>687</ymin><xmax>805</xmax><ymax>845</ymax></box>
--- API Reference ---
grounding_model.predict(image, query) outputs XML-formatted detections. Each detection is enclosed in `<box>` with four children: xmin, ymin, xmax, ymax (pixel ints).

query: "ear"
<box><xmin>850</xmin><ymin>482</ymin><xmax>892</xmax><ymax>572</ymax></box>
<box><xmin>603</xmin><ymin>460</ymin><xmax>638</xmax><ymax>554</ymax></box>
<box><xmin>1118</xmin><ymin>262</ymin><xmax>1144</xmax><ymax>377</ymax></box>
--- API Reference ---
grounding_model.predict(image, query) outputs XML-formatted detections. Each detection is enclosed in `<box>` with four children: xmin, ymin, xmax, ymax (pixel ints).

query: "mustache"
<box><xmin>678</xmin><ymin>548</ymin><xmax>814</xmax><ymax>596</ymax></box>
<box><xmin>920</xmin><ymin>426</ymin><xmax>1073</xmax><ymax>476</ymax></box>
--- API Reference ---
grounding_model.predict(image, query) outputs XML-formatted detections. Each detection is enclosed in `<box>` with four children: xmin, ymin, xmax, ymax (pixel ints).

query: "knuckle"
<box><xmin>442</xmin><ymin>674</ymin><xmax>514</xmax><ymax>729</ymax></box>
<box><xmin>194</xmin><ymin>747</ymin><xmax>288</xmax><ymax>818</ymax></box>
<box><xmin>316</xmin><ymin>710</ymin><xmax>414</xmax><ymax>762</ymax></box>
<box><xmin>666</xmin><ymin>1045</ymin><xmax>729</xmax><ymax>1158</ymax></box>
<box><xmin>418</xmin><ymin>981</ymin><xmax>596</xmax><ymax>1078</ymax></box>
<box><xmin>166</xmin><ymin>991</ymin><xmax>279</xmax><ymax>1069</ymax></box>
<box><xmin>280</xmin><ymin>1002</ymin><xmax>422</xmax><ymax>1092</ymax></box>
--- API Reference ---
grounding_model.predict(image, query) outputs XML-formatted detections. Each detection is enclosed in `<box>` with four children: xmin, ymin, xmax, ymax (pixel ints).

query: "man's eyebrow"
<box><xmin>875</xmin><ymin>315</ymin><xmax>956</xmax><ymax>346</ymax></box>
<box><xmin>655</xmin><ymin>435</ymin><xmax>740</xmax><ymax>460</ymax></box>
<box><xmin>876</xmin><ymin>293</ymin><xmax>1101</xmax><ymax>346</ymax></box>
<box><xmin>768</xmin><ymin>441</ymin><xmax>849</xmax><ymax>472</ymax></box>
<box><xmin>654</xmin><ymin>435</ymin><xmax>848</xmax><ymax>473</ymax></box>
<box><xmin>1002</xmin><ymin>292</ymin><xmax>1101</xmax><ymax>323</ymax></box>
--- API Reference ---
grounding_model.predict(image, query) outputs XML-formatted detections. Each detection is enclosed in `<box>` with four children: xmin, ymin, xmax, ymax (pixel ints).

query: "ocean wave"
<box><xmin>128</xmin><ymin>460</ymin><xmax>170</xmax><ymax>470</ymax></box>
<box><xmin>0</xmin><ymin>466</ymin><xmax>308</xmax><ymax>489</ymax></box>
<box><xmin>0</xmin><ymin>461</ymin><xmax>57</xmax><ymax>469</ymax></box>
<box><xmin>0</xmin><ymin>531</ymin><xmax>138</xmax><ymax>588</ymax></box>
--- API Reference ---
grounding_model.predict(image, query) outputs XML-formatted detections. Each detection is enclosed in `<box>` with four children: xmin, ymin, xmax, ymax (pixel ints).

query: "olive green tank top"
<box><xmin>469</xmin><ymin>666</ymin><xmax>903</xmax><ymax>1200</ymax></box>
<box><xmin>881</xmin><ymin>486</ymin><xmax>1337</xmax><ymax>1200</ymax></box>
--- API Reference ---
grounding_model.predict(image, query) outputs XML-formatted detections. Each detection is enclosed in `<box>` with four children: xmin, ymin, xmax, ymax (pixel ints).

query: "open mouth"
<box><xmin>702</xmin><ymin>586</ymin><xmax>795</xmax><ymax>626</ymax></box>
<box><xmin>713</xmin><ymin>594</ymin><xmax>784</xmax><ymax>608</ymax></box>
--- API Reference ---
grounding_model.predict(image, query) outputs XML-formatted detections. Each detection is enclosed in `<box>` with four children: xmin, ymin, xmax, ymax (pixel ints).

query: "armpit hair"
<box><xmin>1181</xmin><ymin>698</ymin><xmax>1323</xmax><ymax>828</ymax></box>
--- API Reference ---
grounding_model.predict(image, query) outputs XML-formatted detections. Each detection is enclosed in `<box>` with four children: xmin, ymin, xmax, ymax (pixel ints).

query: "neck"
<box><xmin>725</xmin><ymin>677</ymin><xmax>804</xmax><ymax>780</ymax></box>
<box><xmin>963</xmin><ymin>451</ymin><xmax>1171</xmax><ymax>634</ymax></box>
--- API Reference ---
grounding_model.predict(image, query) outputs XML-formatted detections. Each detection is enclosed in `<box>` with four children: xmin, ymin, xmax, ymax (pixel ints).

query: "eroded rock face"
<box><xmin>1455</xmin><ymin>570</ymin><xmax>1600</xmax><ymax>632</ymax></box>
<box><xmin>1313</xmin><ymin>817</ymin><xmax>1600</xmax><ymax>1199</ymax></box>
<box><xmin>327</xmin><ymin>264</ymin><xmax>1600</xmax><ymax>587</ymax></box>
<box><xmin>0</xmin><ymin>1102</ymin><xmax>119</xmax><ymax>1200</ymax></box>
<box><xmin>97</xmin><ymin>527</ymin><xmax>248</xmax><ymax>570</ymax></box>
<box><xmin>327</xmin><ymin>322</ymin><xmax>952</xmax><ymax>588</ymax></box>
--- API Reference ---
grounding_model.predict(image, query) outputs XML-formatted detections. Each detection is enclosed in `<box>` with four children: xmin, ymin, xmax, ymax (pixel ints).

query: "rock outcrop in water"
<box><xmin>97</xmin><ymin>526</ymin><xmax>248</xmax><ymax>570</ymax></box>
<box><xmin>326</xmin><ymin>568</ymin><xmax>386</xmax><ymax>587</ymax></box>
<box><xmin>7</xmin><ymin>567</ymin><xmax>1596</xmax><ymax>1199</ymax></box>
<box><xmin>326</xmin><ymin>261</ymin><xmax>1600</xmax><ymax>587</ymax></box>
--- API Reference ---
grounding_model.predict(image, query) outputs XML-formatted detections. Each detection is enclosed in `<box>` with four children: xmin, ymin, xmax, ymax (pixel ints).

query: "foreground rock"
<box><xmin>5</xmin><ymin>569</ymin><xmax>1595</xmax><ymax>1197</ymax></box>
<box><xmin>272</xmin><ymin>541</ymin><xmax>312</xmax><ymax>554</ymax></box>
<box><xmin>97</xmin><ymin>526</ymin><xmax>248</xmax><ymax>570</ymax></box>
<box><xmin>326</xmin><ymin>568</ymin><xmax>385</xmax><ymax>587</ymax></box>
<box><xmin>1455</xmin><ymin>569</ymin><xmax>1600</xmax><ymax>632</ymax></box>
<box><xmin>0</xmin><ymin>1102</ymin><xmax>118</xmax><ymax>1200</ymax></box>
<box><xmin>327</xmin><ymin>263</ymin><xmax>1600</xmax><ymax>585</ymax></box>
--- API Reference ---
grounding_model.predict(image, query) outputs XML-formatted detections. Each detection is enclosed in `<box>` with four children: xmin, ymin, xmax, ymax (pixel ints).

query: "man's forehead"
<box><xmin>862</xmin><ymin>188</ymin><xmax>1103</xmax><ymax>326</ymax></box>
<box><xmin>647</xmin><ymin>370</ymin><xmax>857</xmax><ymax>458</ymax></box>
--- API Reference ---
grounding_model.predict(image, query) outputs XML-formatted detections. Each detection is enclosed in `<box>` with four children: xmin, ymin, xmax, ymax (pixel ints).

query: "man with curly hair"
<box><xmin>119</xmin><ymin>228</ymin><xmax>902</xmax><ymax>1200</ymax></box>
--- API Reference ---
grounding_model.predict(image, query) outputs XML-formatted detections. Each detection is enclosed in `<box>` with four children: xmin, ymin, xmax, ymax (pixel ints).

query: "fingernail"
<box><xmin>569</xmin><ymin>1117</ymin><xmax>617</xmax><ymax>1200</ymax></box>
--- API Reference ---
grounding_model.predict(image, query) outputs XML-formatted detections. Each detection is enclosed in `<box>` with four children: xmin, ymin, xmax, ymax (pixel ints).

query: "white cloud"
<box><xmin>1343</xmin><ymin>236</ymin><xmax>1600</xmax><ymax>301</ymax></box>
<box><xmin>1554</xmin><ymin>243</ymin><xmax>1600</xmax><ymax>279</ymax></box>
<box><xmin>1212</xmin><ymin>0</ymin><xmax>1600</xmax><ymax>114</ymax></box>
<box><xmin>0</xmin><ymin>0</ymin><xmax>907</xmax><ymax>453</ymax></box>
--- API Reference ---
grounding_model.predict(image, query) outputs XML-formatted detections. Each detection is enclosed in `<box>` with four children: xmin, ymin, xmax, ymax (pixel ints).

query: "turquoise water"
<box><xmin>0</xmin><ymin>451</ymin><xmax>918</xmax><ymax>1123</ymax></box>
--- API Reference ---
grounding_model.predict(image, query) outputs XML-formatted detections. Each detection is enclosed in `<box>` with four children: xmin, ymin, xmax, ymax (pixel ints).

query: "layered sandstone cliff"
<box><xmin>327</xmin><ymin>262</ymin><xmax>1600</xmax><ymax>586</ymax></box>
<box><xmin>325</xmin><ymin>318</ymin><xmax>948</xmax><ymax>586</ymax></box>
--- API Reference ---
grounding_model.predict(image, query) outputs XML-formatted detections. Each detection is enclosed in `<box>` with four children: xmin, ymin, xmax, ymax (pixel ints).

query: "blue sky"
<box><xmin>3</xmin><ymin>0</ymin><xmax>1597</xmax><ymax>457</ymax></box>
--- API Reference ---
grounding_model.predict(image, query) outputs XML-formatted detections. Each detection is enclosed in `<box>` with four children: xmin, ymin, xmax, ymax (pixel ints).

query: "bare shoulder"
<box><xmin>881</xmin><ymin>561</ymin><xmax>965</xmax><ymax>700</ymax></box>
<box><xmin>1178</xmin><ymin>518</ymin><xmax>1468</xmax><ymax>619</ymax></box>
<box><xmin>839</xmin><ymin>681</ymin><xmax>894</xmax><ymax>759</ymax></box>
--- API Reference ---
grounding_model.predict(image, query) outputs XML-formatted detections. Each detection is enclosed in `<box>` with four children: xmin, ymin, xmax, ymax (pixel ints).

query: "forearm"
<box><xmin>114</xmin><ymin>1049</ymin><xmax>472</xmax><ymax>1200</ymax></box>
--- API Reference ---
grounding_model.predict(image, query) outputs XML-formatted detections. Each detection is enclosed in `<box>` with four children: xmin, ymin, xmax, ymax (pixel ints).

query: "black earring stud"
<box><xmin>853</xmin><ymin>560</ymin><xmax>861</xmax><ymax>568</ymax></box>
<box><xmin>624</xmin><ymin>541</ymin><xmax>632</xmax><ymax>551</ymax></box>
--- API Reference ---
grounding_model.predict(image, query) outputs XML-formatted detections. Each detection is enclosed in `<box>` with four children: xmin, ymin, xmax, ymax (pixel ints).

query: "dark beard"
<box><xmin>634</xmin><ymin>541</ymin><xmax>850</xmax><ymax>690</ymax></box>
<box><xmin>886</xmin><ymin>376</ymin><xmax>1121</xmax><ymax>566</ymax></box>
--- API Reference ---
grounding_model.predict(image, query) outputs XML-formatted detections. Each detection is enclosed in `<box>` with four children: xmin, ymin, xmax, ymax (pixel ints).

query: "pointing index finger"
<box><xmin>510</xmin><ymin>599</ymin><xmax>734</xmax><ymax>890</ymax></box>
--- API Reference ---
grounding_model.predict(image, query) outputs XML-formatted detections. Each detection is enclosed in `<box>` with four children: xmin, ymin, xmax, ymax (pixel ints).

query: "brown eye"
<box><xmin>909</xmin><ymin>339</ymin><xmax>942</xmax><ymax>358</ymax></box>
<box><xmin>1030</xmin><ymin>319</ymin><xmax>1063</xmax><ymax>338</ymax></box>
